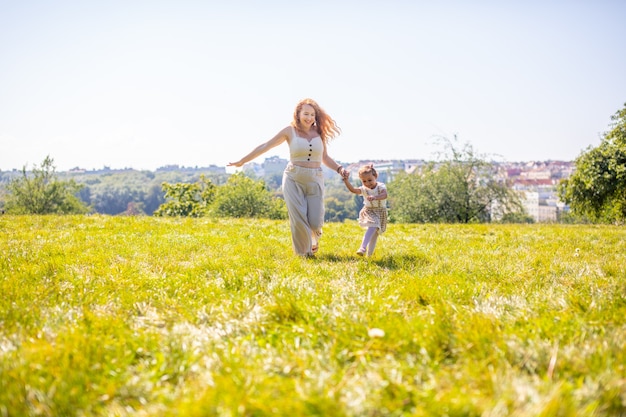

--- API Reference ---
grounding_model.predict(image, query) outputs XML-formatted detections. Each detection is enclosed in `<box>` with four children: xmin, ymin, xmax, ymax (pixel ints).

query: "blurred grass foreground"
<box><xmin>1</xmin><ymin>215</ymin><xmax>625</xmax><ymax>416</ymax></box>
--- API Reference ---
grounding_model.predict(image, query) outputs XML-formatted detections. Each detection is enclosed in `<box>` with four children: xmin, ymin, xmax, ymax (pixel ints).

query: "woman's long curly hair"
<box><xmin>292</xmin><ymin>98</ymin><xmax>341</xmax><ymax>143</ymax></box>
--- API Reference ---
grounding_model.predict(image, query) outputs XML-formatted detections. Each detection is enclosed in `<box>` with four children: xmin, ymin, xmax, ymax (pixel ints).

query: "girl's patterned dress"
<box><xmin>358</xmin><ymin>182</ymin><xmax>388</xmax><ymax>233</ymax></box>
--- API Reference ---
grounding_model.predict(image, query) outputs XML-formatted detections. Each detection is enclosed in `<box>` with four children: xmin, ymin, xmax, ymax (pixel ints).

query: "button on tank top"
<box><xmin>289</xmin><ymin>126</ymin><xmax>323</xmax><ymax>163</ymax></box>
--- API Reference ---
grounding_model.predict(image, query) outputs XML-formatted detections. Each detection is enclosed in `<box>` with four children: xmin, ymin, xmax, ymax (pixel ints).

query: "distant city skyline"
<box><xmin>0</xmin><ymin>154</ymin><xmax>579</xmax><ymax>173</ymax></box>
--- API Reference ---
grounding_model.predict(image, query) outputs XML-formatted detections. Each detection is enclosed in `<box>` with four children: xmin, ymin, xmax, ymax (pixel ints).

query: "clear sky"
<box><xmin>1</xmin><ymin>0</ymin><xmax>625</xmax><ymax>172</ymax></box>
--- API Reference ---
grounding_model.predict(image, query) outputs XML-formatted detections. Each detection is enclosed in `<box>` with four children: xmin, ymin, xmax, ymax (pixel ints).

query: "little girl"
<box><xmin>343</xmin><ymin>164</ymin><xmax>388</xmax><ymax>256</ymax></box>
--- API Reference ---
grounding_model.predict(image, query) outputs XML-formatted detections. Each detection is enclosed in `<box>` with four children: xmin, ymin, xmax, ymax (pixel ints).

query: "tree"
<box><xmin>154</xmin><ymin>175</ymin><xmax>216</xmax><ymax>217</ymax></box>
<box><xmin>143</xmin><ymin>184</ymin><xmax>166</xmax><ymax>215</ymax></box>
<box><xmin>211</xmin><ymin>172</ymin><xmax>287</xmax><ymax>219</ymax></box>
<box><xmin>5</xmin><ymin>156</ymin><xmax>90</xmax><ymax>214</ymax></box>
<box><xmin>324</xmin><ymin>197</ymin><xmax>352</xmax><ymax>222</ymax></box>
<box><xmin>389</xmin><ymin>137</ymin><xmax>524</xmax><ymax>223</ymax></box>
<box><xmin>91</xmin><ymin>185</ymin><xmax>146</xmax><ymax>215</ymax></box>
<box><xmin>558</xmin><ymin>103</ymin><xmax>626</xmax><ymax>223</ymax></box>
<box><xmin>324</xmin><ymin>185</ymin><xmax>357</xmax><ymax>222</ymax></box>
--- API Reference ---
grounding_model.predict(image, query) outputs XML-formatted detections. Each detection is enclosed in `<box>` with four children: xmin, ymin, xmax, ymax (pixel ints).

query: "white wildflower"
<box><xmin>368</xmin><ymin>328</ymin><xmax>385</xmax><ymax>338</ymax></box>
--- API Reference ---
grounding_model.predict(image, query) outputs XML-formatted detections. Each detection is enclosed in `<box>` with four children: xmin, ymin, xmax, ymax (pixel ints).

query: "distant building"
<box><xmin>156</xmin><ymin>164</ymin><xmax>226</xmax><ymax>174</ymax></box>
<box><xmin>263</xmin><ymin>156</ymin><xmax>288</xmax><ymax>178</ymax></box>
<box><xmin>345</xmin><ymin>160</ymin><xmax>424</xmax><ymax>183</ymax></box>
<box><xmin>521</xmin><ymin>169</ymin><xmax>552</xmax><ymax>180</ymax></box>
<box><xmin>520</xmin><ymin>190</ymin><xmax>569</xmax><ymax>222</ymax></box>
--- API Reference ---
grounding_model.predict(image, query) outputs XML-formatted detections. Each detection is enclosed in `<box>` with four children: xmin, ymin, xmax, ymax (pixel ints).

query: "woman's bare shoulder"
<box><xmin>280</xmin><ymin>125</ymin><xmax>294</xmax><ymax>143</ymax></box>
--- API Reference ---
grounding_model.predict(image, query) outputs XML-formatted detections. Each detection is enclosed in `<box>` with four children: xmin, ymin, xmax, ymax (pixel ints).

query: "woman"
<box><xmin>228</xmin><ymin>98</ymin><xmax>346</xmax><ymax>256</ymax></box>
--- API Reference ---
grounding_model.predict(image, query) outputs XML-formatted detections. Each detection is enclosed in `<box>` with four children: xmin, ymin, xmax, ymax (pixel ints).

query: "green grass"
<box><xmin>1</xmin><ymin>215</ymin><xmax>625</xmax><ymax>416</ymax></box>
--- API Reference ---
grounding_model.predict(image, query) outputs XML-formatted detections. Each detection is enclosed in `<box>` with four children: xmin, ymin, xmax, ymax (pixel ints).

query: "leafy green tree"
<box><xmin>154</xmin><ymin>175</ymin><xmax>216</xmax><ymax>217</ymax></box>
<box><xmin>91</xmin><ymin>185</ymin><xmax>146</xmax><ymax>215</ymax></box>
<box><xmin>389</xmin><ymin>137</ymin><xmax>524</xmax><ymax>223</ymax></box>
<box><xmin>211</xmin><ymin>172</ymin><xmax>287</xmax><ymax>219</ymax></box>
<box><xmin>558</xmin><ymin>103</ymin><xmax>626</xmax><ymax>223</ymax></box>
<box><xmin>143</xmin><ymin>184</ymin><xmax>166</xmax><ymax>215</ymax></box>
<box><xmin>389</xmin><ymin>168</ymin><xmax>438</xmax><ymax>223</ymax></box>
<box><xmin>4</xmin><ymin>156</ymin><xmax>90</xmax><ymax>214</ymax></box>
<box><xmin>499</xmin><ymin>211</ymin><xmax>535</xmax><ymax>224</ymax></box>
<box><xmin>324</xmin><ymin>197</ymin><xmax>349</xmax><ymax>222</ymax></box>
<box><xmin>324</xmin><ymin>185</ymin><xmax>356</xmax><ymax>222</ymax></box>
<box><xmin>265</xmin><ymin>173</ymin><xmax>283</xmax><ymax>191</ymax></box>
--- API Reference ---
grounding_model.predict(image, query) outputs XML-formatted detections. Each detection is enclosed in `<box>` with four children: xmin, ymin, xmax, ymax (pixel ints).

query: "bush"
<box><xmin>211</xmin><ymin>172</ymin><xmax>287</xmax><ymax>219</ymax></box>
<box><xmin>5</xmin><ymin>156</ymin><xmax>90</xmax><ymax>214</ymax></box>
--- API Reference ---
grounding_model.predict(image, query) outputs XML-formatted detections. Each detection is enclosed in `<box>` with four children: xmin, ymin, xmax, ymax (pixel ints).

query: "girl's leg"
<box><xmin>367</xmin><ymin>229</ymin><xmax>379</xmax><ymax>256</ymax></box>
<box><xmin>358</xmin><ymin>227</ymin><xmax>377</xmax><ymax>255</ymax></box>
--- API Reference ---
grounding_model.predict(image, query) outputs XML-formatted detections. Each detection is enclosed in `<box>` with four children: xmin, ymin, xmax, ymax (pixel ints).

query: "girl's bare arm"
<box><xmin>343</xmin><ymin>177</ymin><xmax>362</xmax><ymax>195</ymax></box>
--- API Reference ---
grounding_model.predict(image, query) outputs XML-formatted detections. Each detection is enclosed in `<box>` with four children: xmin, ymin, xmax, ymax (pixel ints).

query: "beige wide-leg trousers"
<box><xmin>282</xmin><ymin>164</ymin><xmax>325</xmax><ymax>256</ymax></box>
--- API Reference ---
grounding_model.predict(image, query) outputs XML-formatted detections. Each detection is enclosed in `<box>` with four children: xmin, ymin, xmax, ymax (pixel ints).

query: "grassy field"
<box><xmin>0</xmin><ymin>215</ymin><xmax>624</xmax><ymax>416</ymax></box>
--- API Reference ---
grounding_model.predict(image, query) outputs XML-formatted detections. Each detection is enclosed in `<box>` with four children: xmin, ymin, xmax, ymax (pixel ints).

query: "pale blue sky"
<box><xmin>1</xmin><ymin>0</ymin><xmax>624</xmax><ymax>171</ymax></box>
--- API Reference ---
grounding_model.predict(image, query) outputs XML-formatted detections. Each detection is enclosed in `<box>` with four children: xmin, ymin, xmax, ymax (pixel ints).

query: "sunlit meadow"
<box><xmin>0</xmin><ymin>215</ymin><xmax>624</xmax><ymax>416</ymax></box>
